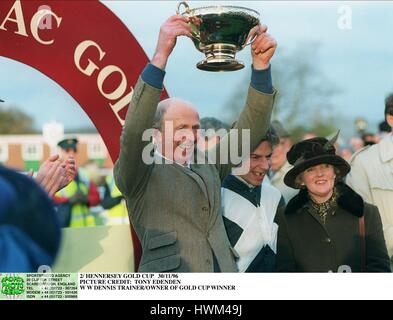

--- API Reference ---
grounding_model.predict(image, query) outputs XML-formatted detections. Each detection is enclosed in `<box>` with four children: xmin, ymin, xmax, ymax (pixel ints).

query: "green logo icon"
<box><xmin>1</xmin><ymin>276</ymin><xmax>25</xmax><ymax>296</ymax></box>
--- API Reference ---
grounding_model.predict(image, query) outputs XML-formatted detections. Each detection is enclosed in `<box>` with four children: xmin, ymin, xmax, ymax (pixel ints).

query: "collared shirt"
<box><xmin>221</xmin><ymin>174</ymin><xmax>283</xmax><ymax>272</ymax></box>
<box><xmin>234</xmin><ymin>175</ymin><xmax>258</xmax><ymax>189</ymax></box>
<box><xmin>154</xmin><ymin>150</ymin><xmax>191</xmax><ymax>168</ymax></box>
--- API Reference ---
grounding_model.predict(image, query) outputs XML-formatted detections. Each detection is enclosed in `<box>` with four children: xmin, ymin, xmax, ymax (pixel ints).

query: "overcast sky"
<box><xmin>1</xmin><ymin>1</ymin><xmax>392</xmax><ymax>135</ymax></box>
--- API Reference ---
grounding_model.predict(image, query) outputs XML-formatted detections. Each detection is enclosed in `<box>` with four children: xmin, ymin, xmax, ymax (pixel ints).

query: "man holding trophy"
<box><xmin>115</xmin><ymin>5</ymin><xmax>277</xmax><ymax>272</ymax></box>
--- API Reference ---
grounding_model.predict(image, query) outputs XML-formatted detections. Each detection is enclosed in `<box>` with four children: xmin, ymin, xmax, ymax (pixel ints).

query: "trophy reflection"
<box><xmin>177</xmin><ymin>1</ymin><xmax>260</xmax><ymax>72</ymax></box>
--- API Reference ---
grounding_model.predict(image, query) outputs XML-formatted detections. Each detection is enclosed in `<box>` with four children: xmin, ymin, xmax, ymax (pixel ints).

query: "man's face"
<box><xmin>350</xmin><ymin>137</ymin><xmax>364</xmax><ymax>151</ymax></box>
<box><xmin>239</xmin><ymin>141</ymin><xmax>272</xmax><ymax>187</ymax></box>
<box><xmin>271</xmin><ymin>137</ymin><xmax>292</xmax><ymax>172</ymax></box>
<box><xmin>160</xmin><ymin>101</ymin><xmax>200</xmax><ymax>165</ymax></box>
<box><xmin>200</xmin><ymin>135</ymin><xmax>220</xmax><ymax>151</ymax></box>
<box><xmin>61</xmin><ymin>148</ymin><xmax>76</xmax><ymax>159</ymax></box>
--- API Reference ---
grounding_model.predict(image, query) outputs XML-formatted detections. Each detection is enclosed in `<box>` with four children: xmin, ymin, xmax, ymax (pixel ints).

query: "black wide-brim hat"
<box><xmin>284</xmin><ymin>135</ymin><xmax>351</xmax><ymax>189</ymax></box>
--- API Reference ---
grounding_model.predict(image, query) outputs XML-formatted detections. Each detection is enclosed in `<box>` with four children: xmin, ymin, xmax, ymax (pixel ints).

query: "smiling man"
<box><xmin>114</xmin><ymin>15</ymin><xmax>277</xmax><ymax>272</ymax></box>
<box><xmin>269</xmin><ymin>120</ymin><xmax>298</xmax><ymax>204</ymax></box>
<box><xmin>221</xmin><ymin>128</ymin><xmax>284</xmax><ymax>272</ymax></box>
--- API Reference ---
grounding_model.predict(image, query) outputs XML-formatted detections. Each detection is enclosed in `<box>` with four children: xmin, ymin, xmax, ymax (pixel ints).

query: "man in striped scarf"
<box><xmin>222</xmin><ymin>127</ymin><xmax>285</xmax><ymax>272</ymax></box>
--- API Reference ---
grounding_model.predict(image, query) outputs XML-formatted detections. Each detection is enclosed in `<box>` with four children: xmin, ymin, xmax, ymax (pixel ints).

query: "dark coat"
<box><xmin>276</xmin><ymin>182</ymin><xmax>391</xmax><ymax>272</ymax></box>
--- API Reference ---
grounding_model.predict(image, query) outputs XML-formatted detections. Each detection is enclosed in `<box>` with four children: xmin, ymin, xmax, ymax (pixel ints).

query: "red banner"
<box><xmin>0</xmin><ymin>0</ymin><xmax>168</xmax><ymax>159</ymax></box>
<box><xmin>0</xmin><ymin>0</ymin><xmax>166</xmax><ymax>270</ymax></box>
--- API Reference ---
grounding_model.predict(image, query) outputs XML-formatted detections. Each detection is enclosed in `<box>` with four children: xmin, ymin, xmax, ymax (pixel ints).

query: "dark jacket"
<box><xmin>0</xmin><ymin>166</ymin><xmax>60</xmax><ymax>272</ymax></box>
<box><xmin>276</xmin><ymin>182</ymin><xmax>391</xmax><ymax>272</ymax></box>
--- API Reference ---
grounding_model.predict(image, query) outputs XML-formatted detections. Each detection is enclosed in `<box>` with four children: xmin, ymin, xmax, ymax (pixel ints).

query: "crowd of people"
<box><xmin>52</xmin><ymin>138</ymin><xmax>128</xmax><ymax>229</ymax></box>
<box><xmin>0</xmin><ymin>128</ymin><xmax>127</xmax><ymax>272</ymax></box>
<box><xmin>1</xmin><ymin>14</ymin><xmax>392</xmax><ymax>273</ymax></box>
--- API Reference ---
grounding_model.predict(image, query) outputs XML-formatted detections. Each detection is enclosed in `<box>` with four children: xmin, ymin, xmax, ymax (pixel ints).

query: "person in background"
<box><xmin>269</xmin><ymin>120</ymin><xmax>298</xmax><ymax>204</ymax></box>
<box><xmin>361</xmin><ymin>132</ymin><xmax>376</xmax><ymax>146</ymax></box>
<box><xmin>276</xmin><ymin>134</ymin><xmax>391</xmax><ymax>272</ymax></box>
<box><xmin>199</xmin><ymin>117</ymin><xmax>230</xmax><ymax>151</ymax></box>
<box><xmin>347</xmin><ymin>93</ymin><xmax>393</xmax><ymax>261</ymax></box>
<box><xmin>32</xmin><ymin>154</ymin><xmax>76</xmax><ymax>196</ymax></box>
<box><xmin>338</xmin><ymin>145</ymin><xmax>353</xmax><ymax>162</ymax></box>
<box><xmin>1</xmin><ymin>98</ymin><xmax>76</xmax><ymax>195</ymax></box>
<box><xmin>349</xmin><ymin>136</ymin><xmax>364</xmax><ymax>152</ymax></box>
<box><xmin>222</xmin><ymin>127</ymin><xmax>284</xmax><ymax>272</ymax></box>
<box><xmin>377</xmin><ymin>120</ymin><xmax>391</xmax><ymax>141</ymax></box>
<box><xmin>101</xmin><ymin>174</ymin><xmax>129</xmax><ymax>225</ymax></box>
<box><xmin>114</xmin><ymin>15</ymin><xmax>277</xmax><ymax>272</ymax></box>
<box><xmin>302</xmin><ymin>132</ymin><xmax>317</xmax><ymax>141</ymax></box>
<box><xmin>325</xmin><ymin>130</ymin><xmax>352</xmax><ymax>161</ymax></box>
<box><xmin>78</xmin><ymin>160</ymin><xmax>108</xmax><ymax>225</ymax></box>
<box><xmin>53</xmin><ymin>138</ymin><xmax>100</xmax><ymax>228</ymax></box>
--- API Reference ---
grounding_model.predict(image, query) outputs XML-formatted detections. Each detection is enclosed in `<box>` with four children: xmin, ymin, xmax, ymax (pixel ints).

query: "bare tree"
<box><xmin>222</xmin><ymin>42</ymin><xmax>341</xmax><ymax>140</ymax></box>
<box><xmin>0</xmin><ymin>105</ymin><xmax>37</xmax><ymax>134</ymax></box>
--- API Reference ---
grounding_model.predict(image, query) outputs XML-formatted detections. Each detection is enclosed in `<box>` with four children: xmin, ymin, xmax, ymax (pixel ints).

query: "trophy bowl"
<box><xmin>177</xmin><ymin>1</ymin><xmax>260</xmax><ymax>72</ymax></box>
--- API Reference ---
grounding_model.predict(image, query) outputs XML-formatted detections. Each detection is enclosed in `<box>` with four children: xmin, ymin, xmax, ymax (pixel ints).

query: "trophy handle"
<box><xmin>244</xmin><ymin>25</ymin><xmax>260</xmax><ymax>47</ymax></box>
<box><xmin>176</xmin><ymin>1</ymin><xmax>191</xmax><ymax>15</ymax></box>
<box><xmin>176</xmin><ymin>2</ymin><xmax>201</xmax><ymax>41</ymax></box>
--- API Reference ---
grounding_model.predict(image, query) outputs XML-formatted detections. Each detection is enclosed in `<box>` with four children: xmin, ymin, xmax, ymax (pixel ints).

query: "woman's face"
<box><xmin>300</xmin><ymin>163</ymin><xmax>336</xmax><ymax>203</ymax></box>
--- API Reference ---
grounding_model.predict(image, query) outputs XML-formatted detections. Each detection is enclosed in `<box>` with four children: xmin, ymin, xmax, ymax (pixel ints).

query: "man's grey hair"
<box><xmin>152</xmin><ymin>99</ymin><xmax>171</xmax><ymax>131</ymax></box>
<box><xmin>152</xmin><ymin>98</ymin><xmax>197</xmax><ymax>131</ymax></box>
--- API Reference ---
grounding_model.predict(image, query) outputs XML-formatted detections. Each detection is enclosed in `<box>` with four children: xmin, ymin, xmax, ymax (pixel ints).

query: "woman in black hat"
<box><xmin>276</xmin><ymin>134</ymin><xmax>391</xmax><ymax>272</ymax></box>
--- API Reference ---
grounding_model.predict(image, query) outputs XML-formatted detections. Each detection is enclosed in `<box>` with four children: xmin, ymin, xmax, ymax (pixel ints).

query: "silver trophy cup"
<box><xmin>177</xmin><ymin>1</ymin><xmax>260</xmax><ymax>72</ymax></box>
